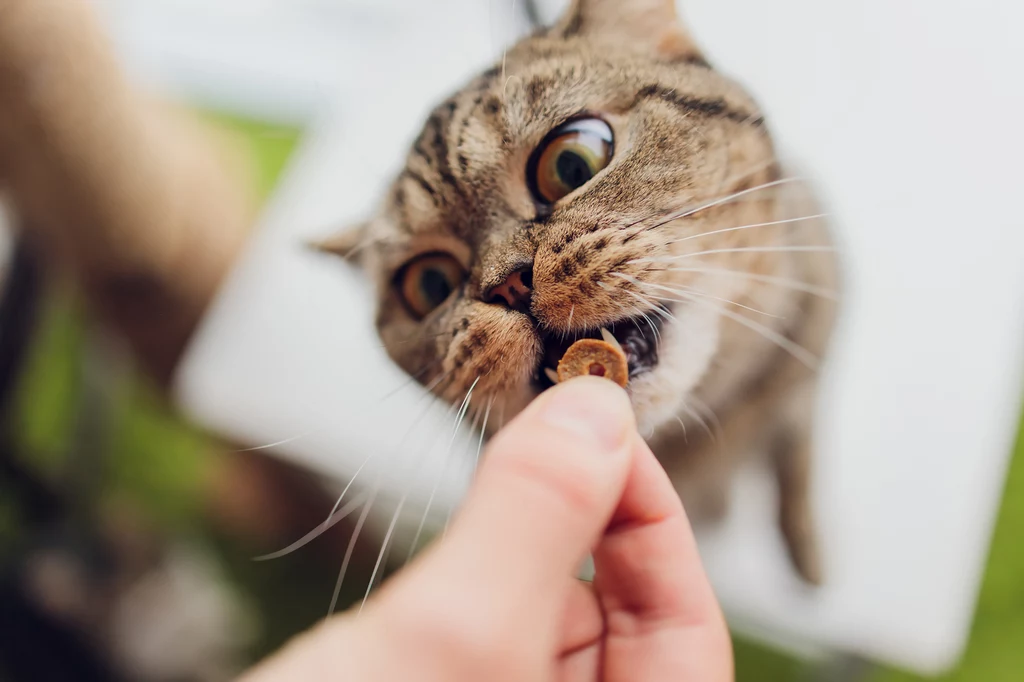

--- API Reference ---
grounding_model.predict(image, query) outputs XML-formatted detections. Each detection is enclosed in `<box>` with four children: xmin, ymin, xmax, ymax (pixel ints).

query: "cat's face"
<box><xmin>330</xmin><ymin>0</ymin><xmax>815</xmax><ymax>435</ymax></box>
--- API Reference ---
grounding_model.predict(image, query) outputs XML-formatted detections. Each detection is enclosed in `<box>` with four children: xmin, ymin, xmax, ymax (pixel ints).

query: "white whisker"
<box><xmin>648</xmin><ymin>266</ymin><xmax>838</xmax><ymax>301</ymax></box>
<box><xmin>679</xmin><ymin>402</ymin><xmax>715</xmax><ymax>443</ymax></box>
<box><xmin>474</xmin><ymin>399</ymin><xmax>494</xmax><ymax>475</ymax></box>
<box><xmin>618</xmin><ymin>289</ymin><xmax>665</xmax><ymax>340</ymax></box>
<box><xmin>634</xmin><ymin>245</ymin><xmax>835</xmax><ymax>264</ymax></box>
<box><xmin>675</xmin><ymin>415</ymin><xmax>689</xmax><ymax>443</ymax></box>
<box><xmin>270</xmin><ymin>387</ymin><xmax>440</xmax><ymax>563</ymax></box>
<box><xmin>235</xmin><ymin>431</ymin><xmax>313</xmax><ymax>453</ymax></box>
<box><xmin>405</xmin><ymin>377</ymin><xmax>480</xmax><ymax>563</ymax></box>
<box><xmin>626</xmin><ymin>177</ymin><xmax>802</xmax><ymax>236</ymax></box>
<box><xmin>666</xmin><ymin>214</ymin><xmax>828</xmax><ymax>245</ymax></box>
<box><xmin>381</xmin><ymin>357</ymin><xmax>445</xmax><ymax>400</ymax></box>
<box><xmin>444</xmin><ymin>403</ymin><xmax>486</xmax><ymax>538</ymax></box>
<box><xmin>688</xmin><ymin>394</ymin><xmax>723</xmax><ymax>442</ymax></box>
<box><xmin>253</xmin><ymin>492</ymin><xmax>368</xmax><ymax>562</ymax></box>
<box><xmin>679</xmin><ymin>291</ymin><xmax>820</xmax><ymax>369</ymax></box>
<box><xmin>617</xmin><ymin>274</ymin><xmax>781</xmax><ymax>318</ymax></box>
<box><xmin>424</xmin><ymin>366</ymin><xmax>456</xmax><ymax>394</ymax></box>
<box><xmin>328</xmin><ymin>485</ymin><xmax>377</xmax><ymax>617</ymax></box>
<box><xmin>358</xmin><ymin>488</ymin><xmax>410</xmax><ymax>615</ymax></box>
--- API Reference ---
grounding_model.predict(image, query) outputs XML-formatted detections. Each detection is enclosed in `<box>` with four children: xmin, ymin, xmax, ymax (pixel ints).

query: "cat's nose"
<box><xmin>484</xmin><ymin>265</ymin><xmax>533</xmax><ymax>312</ymax></box>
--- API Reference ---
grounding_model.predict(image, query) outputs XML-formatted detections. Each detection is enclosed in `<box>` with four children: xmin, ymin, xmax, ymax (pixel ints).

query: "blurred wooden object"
<box><xmin>0</xmin><ymin>0</ymin><xmax>354</xmax><ymax>557</ymax></box>
<box><xmin>0</xmin><ymin>0</ymin><xmax>252</xmax><ymax>384</ymax></box>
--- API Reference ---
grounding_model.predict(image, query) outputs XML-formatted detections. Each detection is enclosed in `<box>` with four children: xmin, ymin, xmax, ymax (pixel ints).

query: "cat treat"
<box><xmin>556</xmin><ymin>337</ymin><xmax>630</xmax><ymax>388</ymax></box>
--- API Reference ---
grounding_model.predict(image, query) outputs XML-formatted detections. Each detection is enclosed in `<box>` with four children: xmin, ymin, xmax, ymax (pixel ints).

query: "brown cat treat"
<box><xmin>556</xmin><ymin>338</ymin><xmax>629</xmax><ymax>388</ymax></box>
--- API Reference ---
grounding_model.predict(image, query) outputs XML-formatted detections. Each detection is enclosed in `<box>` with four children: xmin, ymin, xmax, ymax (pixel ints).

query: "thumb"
<box><xmin>428</xmin><ymin>377</ymin><xmax>636</xmax><ymax>607</ymax></box>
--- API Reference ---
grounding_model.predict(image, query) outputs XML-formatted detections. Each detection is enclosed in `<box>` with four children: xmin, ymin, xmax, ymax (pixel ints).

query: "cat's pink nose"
<box><xmin>485</xmin><ymin>266</ymin><xmax>533</xmax><ymax>312</ymax></box>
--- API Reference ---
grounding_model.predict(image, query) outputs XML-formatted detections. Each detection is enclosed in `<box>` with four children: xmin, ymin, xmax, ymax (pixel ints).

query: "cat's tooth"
<box><xmin>544</xmin><ymin>367</ymin><xmax>560</xmax><ymax>385</ymax></box>
<box><xmin>600</xmin><ymin>328</ymin><xmax>625</xmax><ymax>354</ymax></box>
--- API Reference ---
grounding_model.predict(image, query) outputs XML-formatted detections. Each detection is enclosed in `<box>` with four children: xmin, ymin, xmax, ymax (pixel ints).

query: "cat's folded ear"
<box><xmin>308</xmin><ymin>222</ymin><xmax>369</xmax><ymax>266</ymax></box>
<box><xmin>554</xmin><ymin>0</ymin><xmax>705</xmax><ymax>64</ymax></box>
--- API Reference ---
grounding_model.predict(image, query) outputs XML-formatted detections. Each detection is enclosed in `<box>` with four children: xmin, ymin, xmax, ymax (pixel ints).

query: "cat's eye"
<box><xmin>528</xmin><ymin>117</ymin><xmax>614</xmax><ymax>205</ymax></box>
<box><xmin>397</xmin><ymin>253</ymin><xmax>466</xmax><ymax>319</ymax></box>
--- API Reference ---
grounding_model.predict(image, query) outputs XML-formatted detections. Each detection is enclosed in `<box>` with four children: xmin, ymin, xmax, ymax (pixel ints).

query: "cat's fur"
<box><xmin>325</xmin><ymin>0</ymin><xmax>838</xmax><ymax>584</ymax></box>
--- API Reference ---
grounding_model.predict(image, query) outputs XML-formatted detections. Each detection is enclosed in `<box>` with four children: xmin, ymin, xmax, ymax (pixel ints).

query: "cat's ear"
<box><xmin>554</xmin><ymin>0</ymin><xmax>704</xmax><ymax>63</ymax></box>
<box><xmin>309</xmin><ymin>222</ymin><xmax>370</xmax><ymax>266</ymax></box>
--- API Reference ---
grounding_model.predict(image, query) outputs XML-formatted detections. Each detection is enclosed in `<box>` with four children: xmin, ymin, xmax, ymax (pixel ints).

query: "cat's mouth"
<box><xmin>535</xmin><ymin>309</ymin><xmax>667</xmax><ymax>390</ymax></box>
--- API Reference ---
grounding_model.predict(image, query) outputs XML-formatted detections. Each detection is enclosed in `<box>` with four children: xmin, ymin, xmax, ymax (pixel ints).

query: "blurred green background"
<box><xmin>3</xmin><ymin>111</ymin><xmax>1022</xmax><ymax>680</ymax></box>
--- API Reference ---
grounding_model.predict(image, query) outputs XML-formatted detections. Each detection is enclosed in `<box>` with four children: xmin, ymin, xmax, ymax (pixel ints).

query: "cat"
<box><xmin>321</xmin><ymin>0</ymin><xmax>838</xmax><ymax>585</ymax></box>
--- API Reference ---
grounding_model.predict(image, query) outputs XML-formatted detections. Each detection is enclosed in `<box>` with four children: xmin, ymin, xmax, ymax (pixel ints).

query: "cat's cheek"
<box><xmin>629</xmin><ymin>307</ymin><xmax>720</xmax><ymax>436</ymax></box>
<box><xmin>436</xmin><ymin>306</ymin><xmax>542</xmax><ymax>405</ymax></box>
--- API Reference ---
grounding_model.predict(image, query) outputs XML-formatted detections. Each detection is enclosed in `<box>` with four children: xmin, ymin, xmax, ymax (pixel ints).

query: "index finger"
<box><xmin>592</xmin><ymin>434</ymin><xmax>732</xmax><ymax>681</ymax></box>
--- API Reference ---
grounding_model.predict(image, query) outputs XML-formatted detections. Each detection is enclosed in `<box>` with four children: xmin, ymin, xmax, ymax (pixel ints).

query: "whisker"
<box><xmin>319</xmin><ymin>376</ymin><xmax>460</xmax><ymax>610</ymax></box>
<box><xmin>647</xmin><ymin>265</ymin><xmax>839</xmax><ymax>301</ymax></box>
<box><xmin>475</xmin><ymin>398</ymin><xmax>494</xmax><ymax>475</ymax></box>
<box><xmin>618</xmin><ymin>274</ymin><xmax>781</xmax><ymax>318</ymax></box>
<box><xmin>269</xmin><ymin>385</ymin><xmax>442</xmax><ymax>562</ymax></box>
<box><xmin>634</xmin><ymin>245</ymin><xmax>835</xmax><ymax>264</ymax></box>
<box><xmin>643</xmin><ymin>290</ymin><xmax>780</xmax><ymax>319</ymax></box>
<box><xmin>676</xmin><ymin>291</ymin><xmax>820</xmax><ymax>369</ymax></box>
<box><xmin>328</xmin><ymin>484</ymin><xmax>378</xmax><ymax>617</ymax></box>
<box><xmin>451</xmin><ymin>377</ymin><xmax>481</xmax><ymax>438</ymax></box>
<box><xmin>443</xmin><ymin>403</ymin><xmax>487</xmax><ymax>538</ymax></box>
<box><xmin>423</xmin><ymin>366</ymin><xmax>457</xmax><ymax>395</ymax></box>
<box><xmin>501</xmin><ymin>0</ymin><xmax>515</xmax><ymax>85</ymax></box>
<box><xmin>318</xmin><ymin>452</ymin><xmax>376</xmax><ymax>533</ymax></box>
<box><xmin>235</xmin><ymin>431</ymin><xmax>313</xmax><ymax>453</ymax></box>
<box><xmin>644</xmin><ymin>302</ymin><xmax>677</xmax><ymax>322</ymax></box>
<box><xmin>405</xmin><ymin>377</ymin><xmax>480</xmax><ymax>563</ymax></box>
<box><xmin>688</xmin><ymin>394</ymin><xmax>723</xmax><ymax>442</ymax></box>
<box><xmin>381</xmin><ymin>357</ymin><xmax>446</xmax><ymax>401</ymax></box>
<box><xmin>599</xmin><ymin>282</ymin><xmax>657</xmax><ymax>334</ymax></box>
<box><xmin>674</xmin><ymin>415</ymin><xmax>689</xmax><ymax>443</ymax></box>
<box><xmin>253</xmin><ymin>492</ymin><xmax>368</xmax><ymax>562</ymax></box>
<box><xmin>654</xmin><ymin>176</ymin><xmax>800</xmax><ymax>224</ymax></box>
<box><xmin>343</xmin><ymin>391</ymin><xmax>459</xmax><ymax>611</ymax></box>
<box><xmin>665</xmin><ymin>213</ymin><xmax>828</xmax><ymax>245</ymax></box>
<box><xmin>258</xmin><ymin>373</ymin><xmax>445</xmax><ymax>563</ymax></box>
<box><xmin>679</xmin><ymin>401</ymin><xmax>716</xmax><ymax>443</ymax></box>
<box><xmin>358</xmin><ymin>487</ymin><xmax>411</xmax><ymax>615</ymax></box>
<box><xmin>624</xmin><ymin>176</ymin><xmax>802</xmax><ymax>240</ymax></box>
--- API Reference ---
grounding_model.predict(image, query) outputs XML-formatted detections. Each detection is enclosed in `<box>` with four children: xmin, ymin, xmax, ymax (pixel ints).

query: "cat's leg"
<box><xmin>650</xmin><ymin>405</ymin><xmax>751</xmax><ymax>526</ymax></box>
<box><xmin>653</xmin><ymin>385</ymin><xmax>826</xmax><ymax>586</ymax></box>
<box><xmin>769</xmin><ymin>402</ymin><xmax>823</xmax><ymax>586</ymax></box>
<box><xmin>669</xmin><ymin>442</ymin><xmax>734</xmax><ymax>524</ymax></box>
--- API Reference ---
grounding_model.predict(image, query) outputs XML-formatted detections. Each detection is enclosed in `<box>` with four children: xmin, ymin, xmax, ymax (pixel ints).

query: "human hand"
<box><xmin>241</xmin><ymin>377</ymin><xmax>732</xmax><ymax>681</ymax></box>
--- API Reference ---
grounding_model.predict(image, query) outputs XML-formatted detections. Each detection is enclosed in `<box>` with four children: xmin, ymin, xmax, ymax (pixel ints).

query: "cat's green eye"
<box><xmin>528</xmin><ymin>118</ymin><xmax>614</xmax><ymax>205</ymax></box>
<box><xmin>397</xmin><ymin>253</ymin><xmax>466</xmax><ymax>319</ymax></box>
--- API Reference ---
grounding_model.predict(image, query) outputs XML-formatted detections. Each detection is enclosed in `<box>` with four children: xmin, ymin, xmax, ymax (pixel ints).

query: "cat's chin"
<box><xmin>532</xmin><ymin>306</ymin><xmax>669</xmax><ymax>392</ymax></box>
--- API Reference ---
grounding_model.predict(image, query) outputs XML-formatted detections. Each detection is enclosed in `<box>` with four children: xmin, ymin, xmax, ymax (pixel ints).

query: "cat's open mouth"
<box><xmin>535</xmin><ymin>309</ymin><xmax>667</xmax><ymax>390</ymax></box>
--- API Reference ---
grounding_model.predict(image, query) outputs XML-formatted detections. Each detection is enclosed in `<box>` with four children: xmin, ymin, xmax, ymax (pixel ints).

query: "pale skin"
<box><xmin>241</xmin><ymin>377</ymin><xmax>732</xmax><ymax>681</ymax></box>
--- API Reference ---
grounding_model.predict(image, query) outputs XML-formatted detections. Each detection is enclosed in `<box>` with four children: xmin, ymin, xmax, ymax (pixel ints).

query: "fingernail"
<box><xmin>536</xmin><ymin>377</ymin><xmax>633</xmax><ymax>451</ymax></box>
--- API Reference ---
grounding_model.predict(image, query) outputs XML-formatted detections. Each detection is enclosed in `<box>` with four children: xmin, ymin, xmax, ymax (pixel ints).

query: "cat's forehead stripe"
<box><xmin>632</xmin><ymin>84</ymin><xmax>764</xmax><ymax>128</ymax></box>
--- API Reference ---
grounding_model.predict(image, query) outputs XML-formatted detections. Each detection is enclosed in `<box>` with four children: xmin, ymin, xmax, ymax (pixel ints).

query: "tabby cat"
<box><xmin>323</xmin><ymin>0</ymin><xmax>838</xmax><ymax>584</ymax></box>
